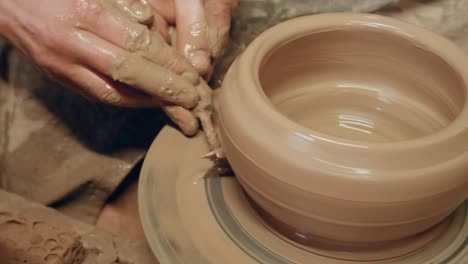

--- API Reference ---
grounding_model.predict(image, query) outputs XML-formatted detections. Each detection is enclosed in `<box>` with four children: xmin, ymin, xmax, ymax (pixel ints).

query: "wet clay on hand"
<box><xmin>86</xmin><ymin>0</ymin><xmax>222</xmax><ymax>140</ymax></box>
<box><xmin>113</xmin><ymin>0</ymin><xmax>154</xmax><ymax>25</ymax></box>
<box><xmin>168</xmin><ymin>0</ymin><xmax>239</xmax><ymax>79</ymax></box>
<box><xmin>0</xmin><ymin>0</ymin><xmax>203</xmax><ymax>132</ymax></box>
<box><xmin>101</xmin><ymin>0</ymin><xmax>220</xmax><ymax>142</ymax></box>
<box><xmin>159</xmin><ymin>75</ymin><xmax>218</xmax><ymax>148</ymax></box>
<box><xmin>94</xmin><ymin>0</ymin><xmax>201</xmax><ymax>108</ymax></box>
<box><xmin>0</xmin><ymin>211</ymin><xmax>85</xmax><ymax>264</ymax></box>
<box><xmin>193</xmin><ymin>79</ymin><xmax>218</xmax><ymax>150</ymax></box>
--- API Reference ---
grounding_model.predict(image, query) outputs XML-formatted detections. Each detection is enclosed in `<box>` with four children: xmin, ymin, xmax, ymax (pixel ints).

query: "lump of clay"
<box><xmin>0</xmin><ymin>211</ymin><xmax>85</xmax><ymax>264</ymax></box>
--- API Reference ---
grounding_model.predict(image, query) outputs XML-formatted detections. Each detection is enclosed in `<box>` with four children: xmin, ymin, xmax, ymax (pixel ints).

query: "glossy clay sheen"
<box><xmin>263</xmin><ymin>30</ymin><xmax>464</xmax><ymax>142</ymax></box>
<box><xmin>218</xmin><ymin>13</ymin><xmax>468</xmax><ymax>257</ymax></box>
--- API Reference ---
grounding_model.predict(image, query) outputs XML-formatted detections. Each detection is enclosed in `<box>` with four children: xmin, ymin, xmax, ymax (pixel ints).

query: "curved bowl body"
<box><xmin>218</xmin><ymin>13</ymin><xmax>468</xmax><ymax>244</ymax></box>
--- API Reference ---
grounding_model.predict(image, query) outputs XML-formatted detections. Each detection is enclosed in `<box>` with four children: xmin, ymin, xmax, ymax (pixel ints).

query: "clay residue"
<box><xmin>0</xmin><ymin>212</ymin><xmax>85</xmax><ymax>264</ymax></box>
<box><xmin>114</xmin><ymin>0</ymin><xmax>154</xmax><ymax>25</ymax></box>
<box><xmin>109</xmin><ymin>54</ymin><xmax>199</xmax><ymax>109</ymax></box>
<box><xmin>193</xmin><ymin>79</ymin><xmax>218</xmax><ymax>150</ymax></box>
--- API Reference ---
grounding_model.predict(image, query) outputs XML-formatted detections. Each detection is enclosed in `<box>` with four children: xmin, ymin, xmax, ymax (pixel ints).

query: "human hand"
<box><xmin>144</xmin><ymin>0</ymin><xmax>240</xmax><ymax>78</ymax></box>
<box><xmin>0</xmin><ymin>0</ymin><xmax>208</xmax><ymax>135</ymax></box>
<box><xmin>147</xmin><ymin>0</ymin><xmax>239</xmax><ymax>142</ymax></box>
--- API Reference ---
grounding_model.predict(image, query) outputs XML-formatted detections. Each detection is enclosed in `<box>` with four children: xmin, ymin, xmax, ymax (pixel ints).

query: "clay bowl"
<box><xmin>217</xmin><ymin>13</ymin><xmax>468</xmax><ymax>250</ymax></box>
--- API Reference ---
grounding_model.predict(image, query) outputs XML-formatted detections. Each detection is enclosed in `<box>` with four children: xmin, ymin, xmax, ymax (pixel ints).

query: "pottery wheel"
<box><xmin>138</xmin><ymin>126</ymin><xmax>468</xmax><ymax>264</ymax></box>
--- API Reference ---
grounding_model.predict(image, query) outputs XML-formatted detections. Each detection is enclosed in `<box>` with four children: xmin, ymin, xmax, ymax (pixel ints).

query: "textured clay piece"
<box><xmin>0</xmin><ymin>211</ymin><xmax>85</xmax><ymax>264</ymax></box>
<box><xmin>218</xmin><ymin>13</ymin><xmax>468</xmax><ymax>249</ymax></box>
<box><xmin>0</xmin><ymin>189</ymin><xmax>158</xmax><ymax>264</ymax></box>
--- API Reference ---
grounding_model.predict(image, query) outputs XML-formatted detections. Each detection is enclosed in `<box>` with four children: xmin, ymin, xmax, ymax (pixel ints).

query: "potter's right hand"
<box><xmin>0</xmin><ymin>0</ymin><xmax>203</xmax><ymax>135</ymax></box>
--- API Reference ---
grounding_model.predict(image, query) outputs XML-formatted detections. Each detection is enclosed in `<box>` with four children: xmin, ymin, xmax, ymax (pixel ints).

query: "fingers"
<box><xmin>75</xmin><ymin>0</ymin><xmax>151</xmax><ymax>52</ymax></box>
<box><xmin>139</xmin><ymin>33</ymin><xmax>199</xmax><ymax>79</ymax></box>
<box><xmin>204</xmin><ymin>0</ymin><xmax>238</xmax><ymax>59</ymax></box>
<box><xmin>71</xmin><ymin>1</ymin><xmax>205</xmax><ymax>136</ymax></box>
<box><xmin>114</xmin><ymin>0</ymin><xmax>154</xmax><ymax>25</ymax></box>
<box><xmin>174</xmin><ymin>0</ymin><xmax>212</xmax><ymax>76</ymax></box>
<box><xmin>75</xmin><ymin>67</ymin><xmax>202</xmax><ymax>137</ymax></box>
<box><xmin>163</xmin><ymin>105</ymin><xmax>199</xmax><ymax>136</ymax></box>
<box><xmin>64</xmin><ymin>29</ymin><xmax>199</xmax><ymax>108</ymax></box>
<box><xmin>145</xmin><ymin>0</ymin><xmax>176</xmax><ymax>23</ymax></box>
<box><xmin>58</xmin><ymin>63</ymin><xmax>202</xmax><ymax>137</ymax></box>
<box><xmin>110</xmin><ymin>54</ymin><xmax>198</xmax><ymax>108</ymax></box>
<box><xmin>58</xmin><ymin>65</ymin><xmax>163</xmax><ymax>107</ymax></box>
<box><xmin>162</xmin><ymin>79</ymin><xmax>217</xmax><ymax>142</ymax></box>
<box><xmin>76</xmin><ymin>1</ymin><xmax>199</xmax><ymax>79</ymax></box>
<box><xmin>150</xmin><ymin>11</ymin><xmax>170</xmax><ymax>42</ymax></box>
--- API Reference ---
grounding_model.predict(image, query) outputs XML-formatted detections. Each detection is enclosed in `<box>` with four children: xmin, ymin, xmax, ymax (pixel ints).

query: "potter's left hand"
<box><xmin>144</xmin><ymin>0</ymin><xmax>239</xmax><ymax>78</ymax></box>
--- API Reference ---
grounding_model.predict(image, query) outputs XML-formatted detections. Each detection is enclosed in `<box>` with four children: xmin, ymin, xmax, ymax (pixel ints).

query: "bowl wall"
<box><xmin>260</xmin><ymin>28</ymin><xmax>465</xmax><ymax>142</ymax></box>
<box><xmin>218</xmin><ymin>13</ymin><xmax>468</xmax><ymax>251</ymax></box>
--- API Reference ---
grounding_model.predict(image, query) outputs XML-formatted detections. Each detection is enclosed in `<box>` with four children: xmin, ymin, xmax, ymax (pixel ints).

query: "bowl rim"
<box><xmin>241</xmin><ymin>12</ymin><xmax>468</xmax><ymax>150</ymax></box>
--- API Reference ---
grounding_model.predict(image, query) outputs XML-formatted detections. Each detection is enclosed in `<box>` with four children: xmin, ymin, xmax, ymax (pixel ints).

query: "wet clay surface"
<box><xmin>261</xmin><ymin>28</ymin><xmax>465</xmax><ymax>142</ymax></box>
<box><xmin>246</xmin><ymin>194</ymin><xmax>450</xmax><ymax>261</ymax></box>
<box><xmin>139</xmin><ymin>126</ymin><xmax>468</xmax><ymax>263</ymax></box>
<box><xmin>218</xmin><ymin>14</ymin><xmax>468</xmax><ymax>256</ymax></box>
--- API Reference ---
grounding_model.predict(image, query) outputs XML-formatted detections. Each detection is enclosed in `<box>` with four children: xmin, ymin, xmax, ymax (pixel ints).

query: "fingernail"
<box><xmin>130</xmin><ymin>1</ymin><xmax>154</xmax><ymax>25</ymax></box>
<box><xmin>164</xmin><ymin>106</ymin><xmax>199</xmax><ymax>136</ymax></box>
<box><xmin>100</xmin><ymin>90</ymin><xmax>123</xmax><ymax>105</ymax></box>
<box><xmin>189</xmin><ymin>50</ymin><xmax>212</xmax><ymax>76</ymax></box>
<box><xmin>181</xmin><ymin>118</ymin><xmax>200</xmax><ymax>136</ymax></box>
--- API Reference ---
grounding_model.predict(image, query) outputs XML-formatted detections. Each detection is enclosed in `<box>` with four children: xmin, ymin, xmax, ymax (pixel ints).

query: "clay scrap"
<box><xmin>0</xmin><ymin>189</ymin><xmax>158</xmax><ymax>264</ymax></box>
<box><xmin>0</xmin><ymin>212</ymin><xmax>85</xmax><ymax>264</ymax></box>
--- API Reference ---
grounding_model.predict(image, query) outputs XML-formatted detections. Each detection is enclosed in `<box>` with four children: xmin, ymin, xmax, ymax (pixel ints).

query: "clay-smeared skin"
<box><xmin>146</xmin><ymin>0</ymin><xmax>240</xmax><ymax>77</ymax></box>
<box><xmin>0</xmin><ymin>0</ymin><xmax>197</xmax><ymax>107</ymax></box>
<box><xmin>114</xmin><ymin>0</ymin><xmax>154</xmax><ymax>25</ymax></box>
<box><xmin>164</xmin><ymin>76</ymin><xmax>218</xmax><ymax>142</ymax></box>
<box><xmin>194</xmin><ymin>80</ymin><xmax>219</xmax><ymax>150</ymax></box>
<box><xmin>0</xmin><ymin>0</ymin><xmax>236</xmax><ymax>142</ymax></box>
<box><xmin>0</xmin><ymin>212</ymin><xmax>85</xmax><ymax>264</ymax></box>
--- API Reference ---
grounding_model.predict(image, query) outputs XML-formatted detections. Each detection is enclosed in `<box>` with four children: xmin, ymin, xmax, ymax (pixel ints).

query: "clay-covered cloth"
<box><xmin>1</xmin><ymin>0</ymin><xmax>468</xmax><ymax>224</ymax></box>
